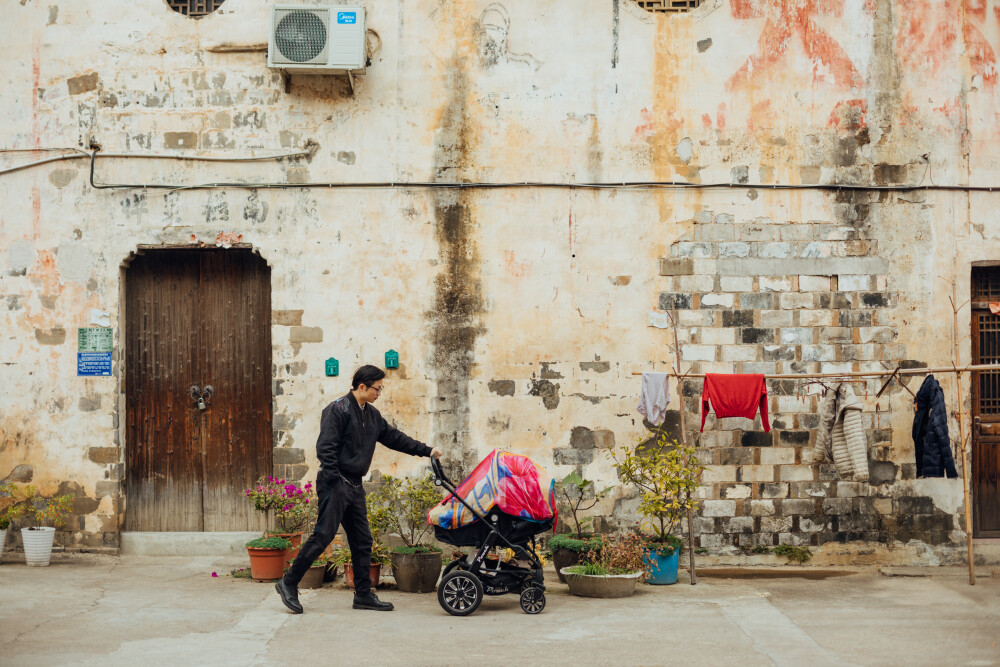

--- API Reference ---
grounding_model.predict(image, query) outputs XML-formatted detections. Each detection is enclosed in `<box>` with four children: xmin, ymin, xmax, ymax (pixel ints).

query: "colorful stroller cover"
<box><xmin>428</xmin><ymin>449</ymin><xmax>558</xmax><ymax>530</ymax></box>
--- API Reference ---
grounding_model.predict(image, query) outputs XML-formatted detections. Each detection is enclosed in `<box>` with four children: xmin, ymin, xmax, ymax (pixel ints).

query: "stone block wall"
<box><xmin>644</xmin><ymin>210</ymin><xmax>962</xmax><ymax>551</ymax></box>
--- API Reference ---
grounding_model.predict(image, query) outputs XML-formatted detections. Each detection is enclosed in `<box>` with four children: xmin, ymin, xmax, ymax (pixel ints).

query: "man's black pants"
<box><xmin>283</xmin><ymin>470</ymin><xmax>374</xmax><ymax>596</ymax></box>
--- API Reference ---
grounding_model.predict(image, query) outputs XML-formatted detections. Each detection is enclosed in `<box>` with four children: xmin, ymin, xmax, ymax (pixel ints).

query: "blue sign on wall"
<box><xmin>337</xmin><ymin>11</ymin><xmax>356</xmax><ymax>24</ymax></box>
<box><xmin>78</xmin><ymin>352</ymin><xmax>112</xmax><ymax>376</ymax></box>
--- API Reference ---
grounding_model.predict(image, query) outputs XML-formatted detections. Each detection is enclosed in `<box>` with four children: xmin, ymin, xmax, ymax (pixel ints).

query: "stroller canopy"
<box><xmin>428</xmin><ymin>449</ymin><xmax>558</xmax><ymax>530</ymax></box>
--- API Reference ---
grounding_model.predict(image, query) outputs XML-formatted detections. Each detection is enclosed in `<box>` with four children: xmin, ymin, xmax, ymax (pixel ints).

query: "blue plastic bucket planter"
<box><xmin>644</xmin><ymin>547</ymin><xmax>679</xmax><ymax>585</ymax></box>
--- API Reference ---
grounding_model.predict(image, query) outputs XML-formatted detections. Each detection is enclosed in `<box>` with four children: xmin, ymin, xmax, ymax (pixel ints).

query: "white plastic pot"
<box><xmin>0</xmin><ymin>528</ymin><xmax>6</xmax><ymax>560</ymax></box>
<box><xmin>22</xmin><ymin>527</ymin><xmax>56</xmax><ymax>567</ymax></box>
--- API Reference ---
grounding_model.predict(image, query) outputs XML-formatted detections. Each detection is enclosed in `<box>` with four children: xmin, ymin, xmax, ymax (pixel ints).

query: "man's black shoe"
<box><xmin>275</xmin><ymin>579</ymin><xmax>303</xmax><ymax>614</ymax></box>
<box><xmin>353</xmin><ymin>592</ymin><xmax>394</xmax><ymax>611</ymax></box>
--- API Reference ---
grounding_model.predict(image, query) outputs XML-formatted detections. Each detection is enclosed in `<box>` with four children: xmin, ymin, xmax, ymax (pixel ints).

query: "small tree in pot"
<box><xmin>609</xmin><ymin>432</ymin><xmax>704</xmax><ymax>585</ymax></box>
<box><xmin>373</xmin><ymin>473</ymin><xmax>444</xmax><ymax>593</ymax></box>
<box><xmin>549</xmin><ymin>471</ymin><xmax>611</xmax><ymax>583</ymax></box>
<box><xmin>1</xmin><ymin>482</ymin><xmax>74</xmax><ymax>567</ymax></box>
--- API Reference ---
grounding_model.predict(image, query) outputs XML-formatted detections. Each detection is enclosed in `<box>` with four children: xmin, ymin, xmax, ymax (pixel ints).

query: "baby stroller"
<box><xmin>428</xmin><ymin>450</ymin><xmax>558</xmax><ymax>616</ymax></box>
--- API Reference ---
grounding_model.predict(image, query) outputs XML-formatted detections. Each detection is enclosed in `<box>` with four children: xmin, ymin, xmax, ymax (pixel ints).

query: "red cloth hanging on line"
<box><xmin>701</xmin><ymin>373</ymin><xmax>770</xmax><ymax>433</ymax></box>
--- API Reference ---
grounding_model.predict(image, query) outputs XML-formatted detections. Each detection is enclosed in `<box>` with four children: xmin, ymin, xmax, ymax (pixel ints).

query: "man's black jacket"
<box><xmin>316</xmin><ymin>391</ymin><xmax>431</xmax><ymax>484</ymax></box>
<box><xmin>912</xmin><ymin>375</ymin><xmax>959</xmax><ymax>478</ymax></box>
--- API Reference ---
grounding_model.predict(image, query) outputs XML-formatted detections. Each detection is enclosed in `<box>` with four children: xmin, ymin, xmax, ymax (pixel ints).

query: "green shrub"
<box><xmin>369</xmin><ymin>473</ymin><xmax>442</xmax><ymax>548</ymax></box>
<box><xmin>245</xmin><ymin>536</ymin><xmax>291</xmax><ymax>550</ymax></box>
<box><xmin>549</xmin><ymin>534</ymin><xmax>603</xmax><ymax>554</ymax></box>
<box><xmin>644</xmin><ymin>534</ymin><xmax>683</xmax><ymax>557</ymax></box>
<box><xmin>566</xmin><ymin>563</ymin><xmax>610</xmax><ymax>576</ymax></box>
<box><xmin>391</xmin><ymin>544</ymin><xmax>442</xmax><ymax>555</ymax></box>
<box><xmin>609</xmin><ymin>433</ymin><xmax>705</xmax><ymax>543</ymax></box>
<box><xmin>774</xmin><ymin>545</ymin><xmax>812</xmax><ymax>563</ymax></box>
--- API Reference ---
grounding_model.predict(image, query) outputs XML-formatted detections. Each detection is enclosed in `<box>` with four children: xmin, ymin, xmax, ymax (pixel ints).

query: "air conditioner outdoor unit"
<box><xmin>268</xmin><ymin>5</ymin><xmax>366</xmax><ymax>74</ymax></box>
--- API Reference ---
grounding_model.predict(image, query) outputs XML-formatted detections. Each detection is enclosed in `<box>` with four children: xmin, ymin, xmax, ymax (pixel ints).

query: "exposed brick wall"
<box><xmin>644</xmin><ymin>211</ymin><xmax>958</xmax><ymax>551</ymax></box>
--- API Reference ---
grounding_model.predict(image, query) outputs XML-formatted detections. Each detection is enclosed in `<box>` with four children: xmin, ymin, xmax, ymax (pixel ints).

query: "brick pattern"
<box><xmin>648</xmin><ymin>211</ymin><xmax>939</xmax><ymax>549</ymax></box>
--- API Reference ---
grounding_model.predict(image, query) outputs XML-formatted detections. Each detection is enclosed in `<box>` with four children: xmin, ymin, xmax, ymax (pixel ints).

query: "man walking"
<box><xmin>275</xmin><ymin>365</ymin><xmax>442</xmax><ymax>613</ymax></box>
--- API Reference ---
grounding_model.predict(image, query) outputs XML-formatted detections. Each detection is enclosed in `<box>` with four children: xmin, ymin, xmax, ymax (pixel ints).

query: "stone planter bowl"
<box><xmin>560</xmin><ymin>567</ymin><xmax>641</xmax><ymax>598</ymax></box>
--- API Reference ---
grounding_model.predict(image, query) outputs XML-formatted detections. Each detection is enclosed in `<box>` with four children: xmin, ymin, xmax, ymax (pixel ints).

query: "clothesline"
<box><xmin>630</xmin><ymin>363</ymin><xmax>1000</xmax><ymax>379</ymax></box>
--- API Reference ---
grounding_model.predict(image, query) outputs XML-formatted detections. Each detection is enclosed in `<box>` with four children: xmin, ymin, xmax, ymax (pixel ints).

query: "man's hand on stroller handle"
<box><xmin>429</xmin><ymin>447</ymin><xmax>443</xmax><ymax>459</ymax></box>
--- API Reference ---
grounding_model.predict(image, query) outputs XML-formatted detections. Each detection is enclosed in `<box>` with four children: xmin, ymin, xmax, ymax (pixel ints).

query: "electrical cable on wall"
<box><xmin>3</xmin><ymin>146</ymin><xmax>1000</xmax><ymax>194</ymax></box>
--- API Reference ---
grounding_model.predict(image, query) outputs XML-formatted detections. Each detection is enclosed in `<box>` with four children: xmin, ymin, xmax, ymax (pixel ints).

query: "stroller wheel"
<box><xmin>438</xmin><ymin>570</ymin><xmax>484</xmax><ymax>616</ymax></box>
<box><xmin>520</xmin><ymin>586</ymin><xmax>545</xmax><ymax>614</ymax></box>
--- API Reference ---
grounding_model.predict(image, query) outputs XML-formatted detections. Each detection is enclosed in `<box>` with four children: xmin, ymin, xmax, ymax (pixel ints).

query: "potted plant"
<box><xmin>245</xmin><ymin>476</ymin><xmax>317</xmax><ymax>562</ymax></box>
<box><xmin>609</xmin><ymin>433</ymin><xmax>704</xmax><ymax>585</ymax></box>
<box><xmin>299</xmin><ymin>558</ymin><xmax>328</xmax><ymax>590</ymax></box>
<box><xmin>245</xmin><ymin>535</ymin><xmax>291</xmax><ymax>582</ymax></box>
<box><xmin>1</xmin><ymin>480</ymin><xmax>21</xmax><ymax>561</ymax></box>
<box><xmin>561</xmin><ymin>531</ymin><xmax>649</xmax><ymax>598</ymax></box>
<box><xmin>372</xmin><ymin>473</ymin><xmax>444</xmax><ymax>593</ymax></box>
<box><xmin>337</xmin><ymin>494</ymin><xmax>392</xmax><ymax>590</ymax></box>
<box><xmin>335</xmin><ymin>543</ymin><xmax>391</xmax><ymax>590</ymax></box>
<box><xmin>1</xmin><ymin>483</ymin><xmax>74</xmax><ymax>567</ymax></box>
<box><xmin>550</xmin><ymin>470</ymin><xmax>610</xmax><ymax>583</ymax></box>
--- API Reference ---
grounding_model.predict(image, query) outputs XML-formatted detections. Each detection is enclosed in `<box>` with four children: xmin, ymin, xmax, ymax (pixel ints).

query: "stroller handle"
<box><xmin>431</xmin><ymin>456</ymin><xmax>453</xmax><ymax>488</ymax></box>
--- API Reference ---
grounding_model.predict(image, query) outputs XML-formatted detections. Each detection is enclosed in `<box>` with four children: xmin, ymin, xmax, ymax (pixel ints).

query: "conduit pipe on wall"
<box><xmin>0</xmin><ymin>145</ymin><xmax>316</xmax><ymax>177</ymax></box>
<box><xmin>6</xmin><ymin>146</ymin><xmax>1000</xmax><ymax>193</ymax></box>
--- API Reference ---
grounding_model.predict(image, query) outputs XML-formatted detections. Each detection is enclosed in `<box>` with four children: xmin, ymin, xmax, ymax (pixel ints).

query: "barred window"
<box><xmin>635</xmin><ymin>0</ymin><xmax>702</xmax><ymax>12</ymax></box>
<box><xmin>167</xmin><ymin>0</ymin><xmax>226</xmax><ymax>18</ymax></box>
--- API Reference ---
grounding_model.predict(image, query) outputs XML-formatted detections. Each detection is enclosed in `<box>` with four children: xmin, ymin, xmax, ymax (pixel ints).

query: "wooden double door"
<box><xmin>125</xmin><ymin>249</ymin><xmax>272</xmax><ymax>531</ymax></box>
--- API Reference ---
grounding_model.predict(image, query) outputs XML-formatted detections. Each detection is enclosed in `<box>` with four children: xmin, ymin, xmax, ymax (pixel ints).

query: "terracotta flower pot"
<box><xmin>390</xmin><ymin>551</ymin><xmax>442</xmax><ymax>593</ymax></box>
<box><xmin>247</xmin><ymin>547</ymin><xmax>288</xmax><ymax>582</ymax></box>
<box><xmin>343</xmin><ymin>562</ymin><xmax>382</xmax><ymax>589</ymax></box>
<box><xmin>271</xmin><ymin>532</ymin><xmax>304</xmax><ymax>563</ymax></box>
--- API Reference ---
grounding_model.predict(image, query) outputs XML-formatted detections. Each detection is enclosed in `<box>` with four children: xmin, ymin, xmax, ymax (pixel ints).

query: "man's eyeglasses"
<box><xmin>371</xmin><ymin>385</ymin><xmax>384</xmax><ymax>394</ymax></box>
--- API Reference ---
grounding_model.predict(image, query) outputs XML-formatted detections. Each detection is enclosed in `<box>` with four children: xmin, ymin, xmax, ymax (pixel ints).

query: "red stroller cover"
<box><xmin>428</xmin><ymin>449</ymin><xmax>558</xmax><ymax>530</ymax></box>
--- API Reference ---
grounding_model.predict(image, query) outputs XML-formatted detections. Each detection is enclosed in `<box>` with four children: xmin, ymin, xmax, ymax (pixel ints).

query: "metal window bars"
<box><xmin>635</xmin><ymin>0</ymin><xmax>702</xmax><ymax>12</ymax></box>
<box><xmin>167</xmin><ymin>0</ymin><xmax>226</xmax><ymax>18</ymax></box>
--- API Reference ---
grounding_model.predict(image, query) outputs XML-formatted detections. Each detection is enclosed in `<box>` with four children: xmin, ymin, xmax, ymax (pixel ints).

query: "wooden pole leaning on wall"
<box><xmin>950</xmin><ymin>291</ymin><xmax>976</xmax><ymax>586</ymax></box>
<box><xmin>667</xmin><ymin>309</ymin><xmax>697</xmax><ymax>585</ymax></box>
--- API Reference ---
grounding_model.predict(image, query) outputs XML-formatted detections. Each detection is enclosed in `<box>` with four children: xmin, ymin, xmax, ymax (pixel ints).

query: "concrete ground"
<box><xmin>1</xmin><ymin>554</ymin><xmax>998</xmax><ymax>667</ymax></box>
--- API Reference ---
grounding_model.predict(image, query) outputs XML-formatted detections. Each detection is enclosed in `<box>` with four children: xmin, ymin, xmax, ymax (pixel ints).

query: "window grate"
<box><xmin>167</xmin><ymin>0</ymin><xmax>226</xmax><ymax>18</ymax></box>
<box><xmin>978</xmin><ymin>313</ymin><xmax>1000</xmax><ymax>413</ymax></box>
<box><xmin>635</xmin><ymin>0</ymin><xmax>702</xmax><ymax>12</ymax></box>
<box><xmin>972</xmin><ymin>267</ymin><xmax>1000</xmax><ymax>302</ymax></box>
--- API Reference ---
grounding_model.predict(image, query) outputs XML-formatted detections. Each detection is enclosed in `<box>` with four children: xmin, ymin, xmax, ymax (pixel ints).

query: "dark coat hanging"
<box><xmin>912</xmin><ymin>375</ymin><xmax>959</xmax><ymax>479</ymax></box>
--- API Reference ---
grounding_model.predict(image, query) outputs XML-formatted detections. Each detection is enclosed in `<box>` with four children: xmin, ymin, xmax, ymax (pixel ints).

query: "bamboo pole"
<box><xmin>951</xmin><ymin>293</ymin><xmax>976</xmax><ymax>586</ymax></box>
<box><xmin>666</xmin><ymin>309</ymin><xmax>697</xmax><ymax>585</ymax></box>
<box><xmin>631</xmin><ymin>363</ymin><xmax>1000</xmax><ymax>379</ymax></box>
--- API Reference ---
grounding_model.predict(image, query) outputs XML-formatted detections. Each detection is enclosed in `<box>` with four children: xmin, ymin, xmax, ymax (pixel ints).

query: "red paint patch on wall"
<box><xmin>504</xmin><ymin>250</ymin><xmax>527</xmax><ymax>278</ymax></box>
<box><xmin>214</xmin><ymin>231</ymin><xmax>243</xmax><ymax>248</ymax></box>
<box><xmin>633</xmin><ymin>108</ymin><xmax>656</xmax><ymax>141</ymax></box>
<box><xmin>33</xmin><ymin>249</ymin><xmax>61</xmax><ymax>295</ymax></box>
<box><xmin>828</xmin><ymin>99</ymin><xmax>868</xmax><ymax>134</ymax></box>
<box><xmin>727</xmin><ymin>0</ymin><xmax>863</xmax><ymax>91</ymax></box>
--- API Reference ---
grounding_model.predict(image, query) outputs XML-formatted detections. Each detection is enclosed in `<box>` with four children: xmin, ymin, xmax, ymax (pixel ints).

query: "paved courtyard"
<box><xmin>1</xmin><ymin>554</ymin><xmax>998</xmax><ymax>666</ymax></box>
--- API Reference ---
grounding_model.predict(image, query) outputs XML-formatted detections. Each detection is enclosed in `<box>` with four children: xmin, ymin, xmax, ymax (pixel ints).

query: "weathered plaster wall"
<box><xmin>1</xmin><ymin>0</ymin><xmax>997</xmax><ymax>562</ymax></box>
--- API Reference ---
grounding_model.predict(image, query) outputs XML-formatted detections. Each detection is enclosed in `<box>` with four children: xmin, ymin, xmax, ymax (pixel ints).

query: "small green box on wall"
<box><xmin>385</xmin><ymin>349</ymin><xmax>399</xmax><ymax>369</ymax></box>
<box><xmin>325</xmin><ymin>357</ymin><xmax>339</xmax><ymax>377</ymax></box>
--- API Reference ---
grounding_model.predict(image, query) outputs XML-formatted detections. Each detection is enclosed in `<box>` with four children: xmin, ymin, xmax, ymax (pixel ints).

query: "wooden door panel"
<box><xmin>199</xmin><ymin>251</ymin><xmax>271</xmax><ymax>531</ymax></box>
<box><xmin>125</xmin><ymin>252</ymin><xmax>203</xmax><ymax>531</ymax></box>
<box><xmin>126</xmin><ymin>249</ymin><xmax>271</xmax><ymax>532</ymax></box>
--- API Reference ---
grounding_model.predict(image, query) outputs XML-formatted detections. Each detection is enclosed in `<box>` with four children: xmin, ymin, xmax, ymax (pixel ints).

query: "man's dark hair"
<box><xmin>352</xmin><ymin>364</ymin><xmax>386</xmax><ymax>390</ymax></box>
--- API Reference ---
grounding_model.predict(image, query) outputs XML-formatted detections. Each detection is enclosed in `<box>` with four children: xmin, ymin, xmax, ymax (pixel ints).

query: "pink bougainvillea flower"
<box><xmin>211</xmin><ymin>572</ymin><xmax>218</xmax><ymax>577</ymax></box>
